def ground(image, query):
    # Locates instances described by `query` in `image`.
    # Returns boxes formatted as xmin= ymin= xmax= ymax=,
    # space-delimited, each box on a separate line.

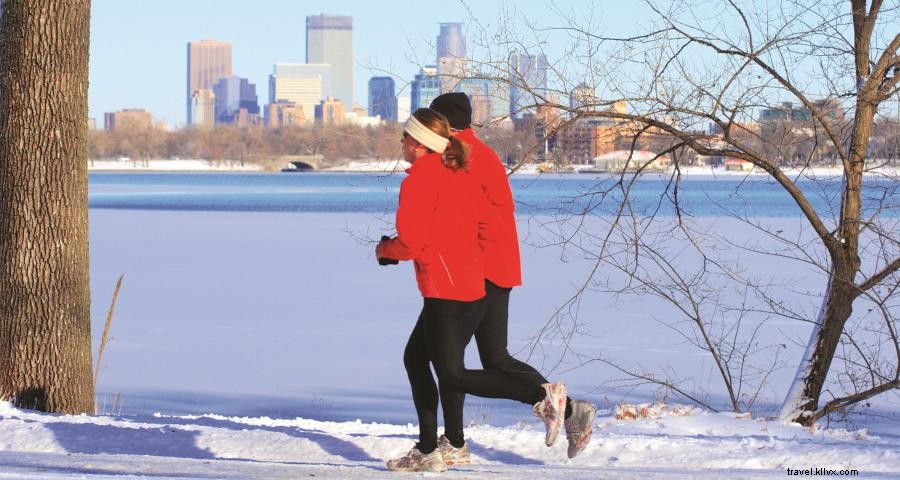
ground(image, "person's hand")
xmin=377 ymin=235 xmax=399 ymax=266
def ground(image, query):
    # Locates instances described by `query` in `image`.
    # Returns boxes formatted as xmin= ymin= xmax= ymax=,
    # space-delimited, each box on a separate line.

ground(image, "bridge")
xmin=279 ymin=155 xmax=323 ymax=171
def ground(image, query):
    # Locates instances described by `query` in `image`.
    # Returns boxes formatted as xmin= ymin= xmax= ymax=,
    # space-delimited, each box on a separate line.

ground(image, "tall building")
xmin=187 ymin=39 xmax=232 ymax=126
xmin=213 ymin=76 xmax=260 ymax=125
xmin=103 ymin=109 xmax=153 ymax=131
xmin=269 ymin=63 xmax=332 ymax=124
xmin=455 ymin=77 xmax=509 ymax=125
xmin=411 ymin=66 xmax=441 ymax=111
xmin=189 ymin=89 xmax=216 ymax=129
xmin=368 ymin=76 xmax=397 ymax=121
xmin=315 ymin=96 xmax=345 ymax=125
xmin=436 ymin=23 xmax=466 ymax=93
xmin=508 ymin=53 xmax=548 ymax=119
xmin=306 ymin=14 xmax=353 ymax=112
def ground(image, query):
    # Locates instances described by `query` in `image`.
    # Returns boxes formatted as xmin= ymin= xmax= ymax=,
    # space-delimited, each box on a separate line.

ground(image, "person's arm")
xmin=377 ymin=173 xmax=436 ymax=261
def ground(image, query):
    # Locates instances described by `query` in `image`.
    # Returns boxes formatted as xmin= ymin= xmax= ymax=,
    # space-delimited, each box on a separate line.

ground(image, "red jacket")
xmin=455 ymin=129 xmax=522 ymax=288
xmin=378 ymin=153 xmax=485 ymax=301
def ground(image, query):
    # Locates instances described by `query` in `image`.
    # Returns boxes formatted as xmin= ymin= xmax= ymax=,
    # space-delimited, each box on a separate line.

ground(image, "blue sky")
xmin=88 ymin=1 xmax=645 ymax=129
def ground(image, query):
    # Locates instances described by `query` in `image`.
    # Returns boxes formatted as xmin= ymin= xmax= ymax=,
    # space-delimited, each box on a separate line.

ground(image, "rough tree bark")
xmin=0 ymin=0 xmax=94 ymax=413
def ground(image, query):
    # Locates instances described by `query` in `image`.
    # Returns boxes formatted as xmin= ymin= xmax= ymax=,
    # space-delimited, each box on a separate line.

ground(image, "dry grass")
xmin=614 ymin=402 xmax=696 ymax=421
xmin=93 ymin=274 xmax=124 ymax=413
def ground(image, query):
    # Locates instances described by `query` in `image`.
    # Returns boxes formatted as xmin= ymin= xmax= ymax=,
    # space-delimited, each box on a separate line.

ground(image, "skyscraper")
xmin=213 ymin=76 xmax=259 ymax=124
xmin=368 ymin=76 xmax=397 ymax=121
xmin=189 ymin=89 xmax=216 ymax=129
xmin=411 ymin=66 xmax=441 ymax=111
xmin=508 ymin=53 xmax=548 ymax=119
xmin=269 ymin=63 xmax=332 ymax=124
xmin=455 ymin=77 xmax=509 ymax=125
xmin=436 ymin=23 xmax=466 ymax=93
xmin=306 ymin=14 xmax=353 ymax=112
xmin=187 ymin=39 xmax=232 ymax=126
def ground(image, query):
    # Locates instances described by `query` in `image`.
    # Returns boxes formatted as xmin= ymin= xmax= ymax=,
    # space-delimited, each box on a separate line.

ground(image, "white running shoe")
xmin=386 ymin=446 xmax=447 ymax=472
xmin=438 ymin=434 xmax=470 ymax=466
xmin=564 ymin=399 xmax=597 ymax=458
xmin=533 ymin=382 xmax=567 ymax=447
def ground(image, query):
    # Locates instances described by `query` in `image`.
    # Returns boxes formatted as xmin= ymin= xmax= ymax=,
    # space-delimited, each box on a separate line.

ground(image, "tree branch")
xmin=858 ymin=257 xmax=900 ymax=292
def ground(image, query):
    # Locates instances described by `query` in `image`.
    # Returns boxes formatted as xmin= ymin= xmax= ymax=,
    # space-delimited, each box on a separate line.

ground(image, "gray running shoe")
xmin=386 ymin=446 xmax=447 ymax=472
xmin=532 ymin=382 xmax=567 ymax=446
xmin=564 ymin=399 xmax=597 ymax=458
xmin=438 ymin=434 xmax=470 ymax=466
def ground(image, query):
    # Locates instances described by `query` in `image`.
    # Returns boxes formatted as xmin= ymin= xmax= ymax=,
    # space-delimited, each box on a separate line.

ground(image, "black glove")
xmin=378 ymin=235 xmax=399 ymax=265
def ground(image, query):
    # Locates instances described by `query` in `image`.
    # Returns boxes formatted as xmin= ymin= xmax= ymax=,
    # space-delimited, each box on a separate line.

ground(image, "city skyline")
xmin=88 ymin=1 xmax=645 ymax=129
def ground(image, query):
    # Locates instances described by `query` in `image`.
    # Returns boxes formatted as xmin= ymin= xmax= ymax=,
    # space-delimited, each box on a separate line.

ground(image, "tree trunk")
xmin=0 ymin=0 xmax=94 ymax=413
xmin=778 ymin=262 xmax=858 ymax=425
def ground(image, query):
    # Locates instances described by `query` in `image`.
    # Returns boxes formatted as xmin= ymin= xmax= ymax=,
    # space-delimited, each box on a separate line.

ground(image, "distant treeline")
xmin=88 ymin=119 xmax=899 ymax=168
xmin=88 ymin=124 xmax=539 ymax=169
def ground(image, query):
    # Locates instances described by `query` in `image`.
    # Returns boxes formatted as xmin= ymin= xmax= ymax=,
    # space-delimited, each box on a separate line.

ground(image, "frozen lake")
xmin=86 ymin=172 xmax=894 ymax=426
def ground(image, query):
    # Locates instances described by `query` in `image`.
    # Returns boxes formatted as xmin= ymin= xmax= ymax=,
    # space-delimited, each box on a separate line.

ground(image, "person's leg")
xmin=423 ymin=298 xmax=545 ymax=405
xmin=404 ymin=303 xmax=439 ymax=453
xmin=437 ymin=296 xmax=488 ymax=448
xmin=475 ymin=281 xmax=550 ymax=385
xmin=475 ymin=280 xmax=574 ymax=418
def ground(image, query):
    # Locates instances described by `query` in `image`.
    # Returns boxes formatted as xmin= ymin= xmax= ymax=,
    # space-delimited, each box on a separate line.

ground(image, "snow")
xmin=2 ymin=400 xmax=897 ymax=479
xmin=89 ymin=159 xmax=264 ymax=172
xmin=87 ymin=157 xmax=899 ymax=179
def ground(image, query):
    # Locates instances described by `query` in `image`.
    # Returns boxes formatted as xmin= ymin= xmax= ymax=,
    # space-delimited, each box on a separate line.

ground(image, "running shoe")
xmin=533 ymin=382 xmax=567 ymax=446
xmin=438 ymin=434 xmax=470 ymax=466
xmin=386 ymin=446 xmax=447 ymax=473
xmin=564 ymin=399 xmax=597 ymax=458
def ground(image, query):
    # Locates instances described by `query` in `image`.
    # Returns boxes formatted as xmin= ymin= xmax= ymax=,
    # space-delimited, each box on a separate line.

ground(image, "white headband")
xmin=404 ymin=115 xmax=450 ymax=153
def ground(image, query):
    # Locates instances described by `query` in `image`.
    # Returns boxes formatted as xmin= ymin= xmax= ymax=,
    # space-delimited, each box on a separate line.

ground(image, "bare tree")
xmin=451 ymin=0 xmax=898 ymax=425
xmin=0 ymin=0 xmax=95 ymax=413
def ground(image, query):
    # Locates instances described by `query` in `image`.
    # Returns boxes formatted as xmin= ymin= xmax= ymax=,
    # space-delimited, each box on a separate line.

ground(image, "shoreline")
xmin=87 ymin=158 xmax=899 ymax=178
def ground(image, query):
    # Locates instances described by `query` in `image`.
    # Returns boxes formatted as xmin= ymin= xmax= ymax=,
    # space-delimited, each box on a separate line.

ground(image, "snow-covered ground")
xmin=2 ymin=400 xmax=898 ymax=479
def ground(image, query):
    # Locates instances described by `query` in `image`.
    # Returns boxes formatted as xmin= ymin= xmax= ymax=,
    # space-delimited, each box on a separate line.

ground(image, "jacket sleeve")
xmin=378 ymin=172 xmax=436 ymax=261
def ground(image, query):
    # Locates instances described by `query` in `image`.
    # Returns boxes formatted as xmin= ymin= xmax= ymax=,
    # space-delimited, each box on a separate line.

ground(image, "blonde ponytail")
xmin=443 ymin=136 xmax=470 ymax=171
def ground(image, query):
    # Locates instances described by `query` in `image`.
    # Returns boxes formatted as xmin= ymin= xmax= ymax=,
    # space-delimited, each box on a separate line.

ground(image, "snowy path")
xmin=2 ymin=402 xmax=897 ymax=479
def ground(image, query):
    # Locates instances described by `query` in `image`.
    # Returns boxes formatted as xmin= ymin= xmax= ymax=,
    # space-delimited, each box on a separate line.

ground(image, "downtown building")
xmin=410 ymin=66 xmax=441 ymax=111
xmin=306 ymin=14 xmax=353 ymax=112
xmin=508 ymin=53 xmax=548 ymax=119
xmin=315 ymin=96 xmax=345 ymax=125
xmin=214 ymin=76 xmax=260 ymax=126
xmin=186 ymin=39 xmax=232 ymax=127
xmin=368 ymin=76 xmax=397 ymax=122
xmin=103 ymin=109 xmax=153 ymax=131
xmin=436 ymin=22 xmax=466 ymax=93
xmin=267 ymin=63 xmax=332 ymax=125
xmin=455 ymin=77 xmax=510 ymax=126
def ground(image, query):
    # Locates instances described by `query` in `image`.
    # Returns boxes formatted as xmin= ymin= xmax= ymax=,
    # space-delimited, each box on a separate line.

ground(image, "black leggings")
xmin=404 ymin=282 xmax=546 ymax=453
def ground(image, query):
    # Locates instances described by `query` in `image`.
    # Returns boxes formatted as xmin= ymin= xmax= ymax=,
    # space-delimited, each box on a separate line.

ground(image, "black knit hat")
xmin=429 ymin=92 xmax=472 ymax=130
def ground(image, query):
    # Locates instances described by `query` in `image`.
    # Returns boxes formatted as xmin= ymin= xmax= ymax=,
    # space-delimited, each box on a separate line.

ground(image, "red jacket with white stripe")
xmin=377 ymin=153 xmax=485 ymax=301
xmin=455 ymin=129 xmax=522 ymax=288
